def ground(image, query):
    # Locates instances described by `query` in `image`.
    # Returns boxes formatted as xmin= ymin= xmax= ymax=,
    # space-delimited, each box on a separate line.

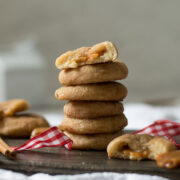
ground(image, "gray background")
xmin=0 ymin=0 xmax=180 ymax=105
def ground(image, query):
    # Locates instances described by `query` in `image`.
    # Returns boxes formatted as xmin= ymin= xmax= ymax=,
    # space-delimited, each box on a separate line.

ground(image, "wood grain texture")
xmin=0 ymin=136 xmax=179 ymax=180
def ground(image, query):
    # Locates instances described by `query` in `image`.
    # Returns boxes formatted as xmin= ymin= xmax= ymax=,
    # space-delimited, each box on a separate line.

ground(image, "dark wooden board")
xmin=0 ymin=137 xmax=179 ymax=180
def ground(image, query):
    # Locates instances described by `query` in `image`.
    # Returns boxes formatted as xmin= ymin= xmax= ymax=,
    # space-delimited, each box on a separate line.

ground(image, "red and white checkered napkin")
xmin=13 ymin=127 xmax=73 ymax=151
xmin=12 ymin=120 xmax=180 ymax=152
xmin=133 ymin=120 xmax=180 ymax=149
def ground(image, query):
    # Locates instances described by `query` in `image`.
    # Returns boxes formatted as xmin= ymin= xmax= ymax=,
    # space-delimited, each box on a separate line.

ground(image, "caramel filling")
xmin=156 ymin=150 xmax=180 ymax=169
xmin=57 ymin=44 xmax=107 ymax=65
xmin=123 ymin=149 xmax=150 ymax=160
xmin=87 ymin=43 xmax=107 ymax=59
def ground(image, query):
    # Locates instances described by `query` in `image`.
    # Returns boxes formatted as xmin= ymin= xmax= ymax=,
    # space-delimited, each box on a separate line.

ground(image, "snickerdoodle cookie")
xmin=0 ymin=113 xmax=49 ymax=137
xmin=64 ymin=101 xmax=124 ymax=119
xmin=59 ymin=61 xmax=128 ymax=85
xmin=107 ymin=134 xmax=176 ymax=160
xmin=55 ymin=82 xmax=127 ymax=101
xmin=59 ymin=114 xmax=127 ymax=134
xmin=0 ymin=99 xmax=29 ymax=117
xmin=64 ymin=130 xmax=124 ymax=150
xmin=55 ymin=41 xmax=118 ymax=69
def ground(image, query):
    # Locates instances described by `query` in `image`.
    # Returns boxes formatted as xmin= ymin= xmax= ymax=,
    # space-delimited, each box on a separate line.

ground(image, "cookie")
xmin=156 ymin=150 xmax=180 ymax=169
xmin=0 ymin=99 xmax=29 ymax=117
xmin=64 ymin=101 xmax=124 ymax=119
xmin=107 ymin=134 xmax=176 ymax=160
xmin=147 ymin=137 xmax=177 ymax=159
xmin=59 ymin=114 xmax=127 ymax=134
xmin=31 ymin=127 xmax=51 ymax=138
xmin=55 ymin=41 xmax=118 ymax=69
xmin=59 ymin=61 xmax=128 ymax=85
xmin=55 ymin=82 xmax=127 ymax=101
xmin=64 ymin=130 xmax=124 ymax=150
xmin=0 ymin=113 xmax=49 ymax=137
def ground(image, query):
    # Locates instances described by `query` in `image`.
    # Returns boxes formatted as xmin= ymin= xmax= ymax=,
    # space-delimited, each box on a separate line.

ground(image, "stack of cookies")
xmin=55 ymin=41 xmax=128 ymax=150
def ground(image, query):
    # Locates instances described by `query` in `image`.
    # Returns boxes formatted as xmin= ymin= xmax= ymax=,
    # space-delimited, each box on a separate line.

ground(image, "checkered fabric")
xmin=133 ymin=120 xmax=180 ymax=149
xmin=13 ymin=120 xmax=180 ymax=151
xmin=13 ymin=127 xmax=73 ymax=151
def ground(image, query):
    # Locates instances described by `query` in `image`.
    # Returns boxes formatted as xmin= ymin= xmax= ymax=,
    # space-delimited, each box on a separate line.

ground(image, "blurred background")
xmin=0 ymin=0 xmax=180 ymax=107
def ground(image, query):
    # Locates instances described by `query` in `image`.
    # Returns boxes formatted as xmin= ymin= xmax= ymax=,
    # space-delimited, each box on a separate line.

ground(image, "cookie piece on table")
xmin=156 ymin=150 xmax=180 ymax=169
xmin=0 ymin=113 xmax=49 ymax=137
xmin=59 ymin=114 xmax=127 ymax=134
xmin=59 ymin=61 xmax=128 ymax=85
xmin=107 ymin=134 xmax=176 ymax=160
xmin=64 ymin=101 xmax=124 ymax=119
xmin=55 ymin=82 xmax=127 ymax=101
xmin=0 ymin=99 xmax=29 ymax=117
xmin=64 ymin=130 xmax=124 ymax=150
xmin=55 ymin=41 xmax=118 ymax=69
xmin=31 ymin=127 xmax=51 ymax=138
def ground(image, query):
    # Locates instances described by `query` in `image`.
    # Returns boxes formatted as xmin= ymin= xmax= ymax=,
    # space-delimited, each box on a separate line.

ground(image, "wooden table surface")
xmin=0 ymin=136 xmax=179 ymax=180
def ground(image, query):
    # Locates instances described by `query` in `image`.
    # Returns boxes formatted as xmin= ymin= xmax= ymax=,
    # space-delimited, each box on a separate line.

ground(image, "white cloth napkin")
xmin=124 ymin=103 xmax=180 ymax=130
xmin=0 ymin=169 xmax=169 ymax=180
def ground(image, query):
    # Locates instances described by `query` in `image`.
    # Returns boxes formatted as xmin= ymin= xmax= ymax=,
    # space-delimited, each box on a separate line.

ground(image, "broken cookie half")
xmin=0 ymin=99 xmax=29 ymax=117
xmin=55 ymin=41 xmax=118 ymax=69
xmin=107 ymin=134 xmax=176 ymax=160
